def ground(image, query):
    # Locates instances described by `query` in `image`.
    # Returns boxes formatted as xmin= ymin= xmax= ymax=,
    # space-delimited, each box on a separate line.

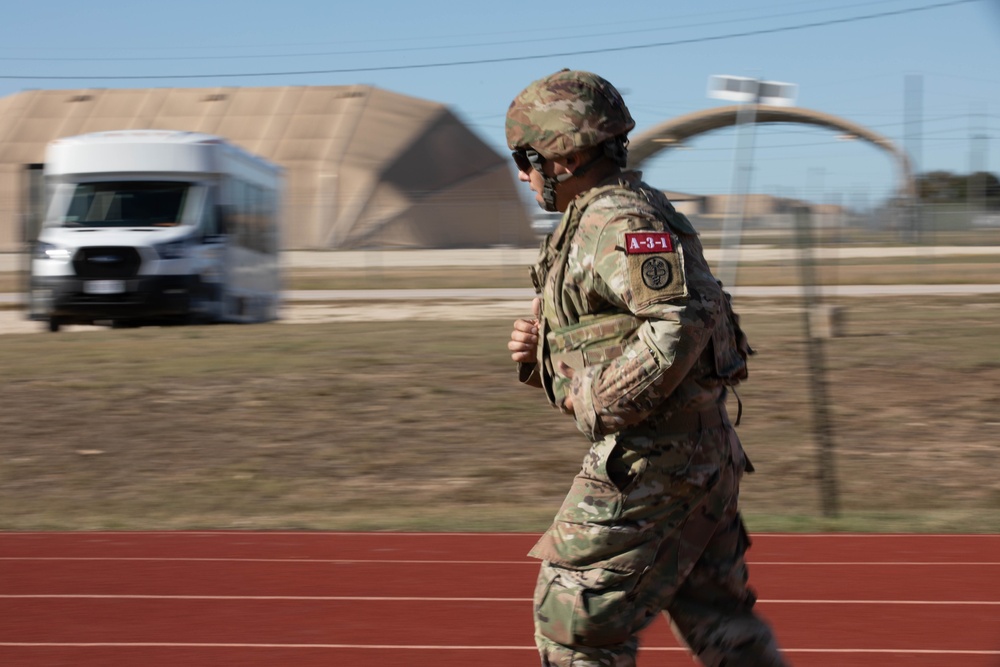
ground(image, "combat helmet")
xmin=506 ymin=69 xmax=634 ymax=160
xmin=506 ymin=69 xmax=634 ymax=210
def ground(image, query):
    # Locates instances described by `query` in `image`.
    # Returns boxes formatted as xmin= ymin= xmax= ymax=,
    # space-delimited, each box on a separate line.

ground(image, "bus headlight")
xmin=34 ymin=241 xmax=71 ymax=260
xmin=154 ymin=239 xmax=189 ymax=259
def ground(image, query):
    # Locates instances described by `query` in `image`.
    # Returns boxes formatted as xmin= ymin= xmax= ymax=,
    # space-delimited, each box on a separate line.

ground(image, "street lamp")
xmin=707 ymin=75 xmax=797 ymax=107
xmin=708 ymin=75 xmax=840 ymax=519
xmin=707 ymin=75 xmax=797 ymax=289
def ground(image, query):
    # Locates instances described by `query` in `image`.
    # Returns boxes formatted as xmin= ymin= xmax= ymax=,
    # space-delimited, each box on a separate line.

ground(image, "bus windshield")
xmin=58 ymin=181 xmax=191 ymax=228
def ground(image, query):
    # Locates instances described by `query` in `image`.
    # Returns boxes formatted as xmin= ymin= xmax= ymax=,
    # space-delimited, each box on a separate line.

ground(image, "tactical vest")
xmin=529 ymin=178 xmax=752 ymax=411
xmin=530 ymin=182 xmax=647 ymax=407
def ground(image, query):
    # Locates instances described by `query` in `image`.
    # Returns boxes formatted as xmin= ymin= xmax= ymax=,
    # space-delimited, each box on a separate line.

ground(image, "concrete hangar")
xmin=0 ymin=85 xmax=535 ymax=252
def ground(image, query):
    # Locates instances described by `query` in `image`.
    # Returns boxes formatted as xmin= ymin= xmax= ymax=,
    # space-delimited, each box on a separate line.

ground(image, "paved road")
xmin=3 ymin=284 xmax=999 ymax=309
xmin=3 ymin=245 xmax=1000 ymax=273
xmin=2 ymin=284 xmax=998 ymax=336
xmin=3 ymin=247 xmax=996 ymax=334
xmin=283 ymin=284 xmax=1000 ymax=300
xmin=0 ymin=284 xmax=1000 ymax=312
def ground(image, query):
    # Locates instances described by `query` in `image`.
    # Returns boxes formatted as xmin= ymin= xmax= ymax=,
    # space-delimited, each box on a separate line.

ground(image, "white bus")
xmin=29 ymin=130 xmax=283 ymax=332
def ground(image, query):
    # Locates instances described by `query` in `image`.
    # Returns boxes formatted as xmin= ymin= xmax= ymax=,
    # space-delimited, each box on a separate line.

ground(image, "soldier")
xmin=506 ymin=69 xmax=790 ymax=667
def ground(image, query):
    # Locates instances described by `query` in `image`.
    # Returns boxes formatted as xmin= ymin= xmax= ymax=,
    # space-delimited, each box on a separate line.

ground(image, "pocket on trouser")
xmin=552 ymin=439 xmax=636 ymax=526
xmin=619 ymin=431 xmax=726 ymax=537
xmin=530 ymin=437 xmax=654 ymax=570
xmin=535 ymin=561 xmax=643 ymax=648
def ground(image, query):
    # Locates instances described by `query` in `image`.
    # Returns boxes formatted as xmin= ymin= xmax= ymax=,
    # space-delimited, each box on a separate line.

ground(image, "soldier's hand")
xmin=508 ymin=318 xmax=538 ymax=363
xmin=508 ymin=298 xmax=541 ymax=364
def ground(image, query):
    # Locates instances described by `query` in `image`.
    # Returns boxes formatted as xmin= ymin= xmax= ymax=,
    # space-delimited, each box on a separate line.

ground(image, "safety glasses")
xmin=511 ymin=148 xmax=545 ymax=174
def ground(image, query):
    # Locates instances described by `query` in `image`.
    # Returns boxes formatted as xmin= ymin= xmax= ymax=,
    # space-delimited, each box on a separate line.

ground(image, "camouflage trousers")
xmin=529 ymin=418 xmax=788 ymax=666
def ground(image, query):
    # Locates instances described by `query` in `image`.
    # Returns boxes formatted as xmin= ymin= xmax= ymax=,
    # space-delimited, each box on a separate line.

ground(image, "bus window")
xmin=62 ymin=181 xmax=190 ymax=228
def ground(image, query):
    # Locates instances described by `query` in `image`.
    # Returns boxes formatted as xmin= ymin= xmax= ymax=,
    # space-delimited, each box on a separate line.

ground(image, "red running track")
xmin=0 ymin=532 xmax=997 ymax=666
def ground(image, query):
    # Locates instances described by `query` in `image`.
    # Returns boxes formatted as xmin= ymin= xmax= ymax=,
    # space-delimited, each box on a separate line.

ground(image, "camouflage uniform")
xmin=507 ymin=71 xmax=788 ymax=667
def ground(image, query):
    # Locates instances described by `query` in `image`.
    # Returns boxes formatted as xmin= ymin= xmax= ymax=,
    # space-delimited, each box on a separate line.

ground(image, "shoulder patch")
xmin=620 ymin=232 xmax=687 ymax=307
xmin=624 ymin=232 xmax=674 ymax=254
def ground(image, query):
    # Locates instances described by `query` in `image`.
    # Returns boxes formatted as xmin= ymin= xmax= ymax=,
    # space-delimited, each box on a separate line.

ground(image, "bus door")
xmin=187 ymin=189 xmax=228 ymax=321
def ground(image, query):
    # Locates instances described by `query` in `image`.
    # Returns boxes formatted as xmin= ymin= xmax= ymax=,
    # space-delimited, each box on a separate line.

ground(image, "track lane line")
xmin=1 ymin=531 xmax=997 ymax=536
xmin=1 ymin=594 xmax=996 ymax=605
xmin=1 ymin=643 xmax=998 ymax=656
xmin=0 ymin=557 xmax=537 ymax=564
xmin=0 ymin=557 xmax=996 ymax=565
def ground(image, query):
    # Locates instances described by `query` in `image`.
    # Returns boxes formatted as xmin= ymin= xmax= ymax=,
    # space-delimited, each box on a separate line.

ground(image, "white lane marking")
xmin=0 ymin=557 xmax=996 ymax=566
xmin=0 ymin=531 xmax=543 ymax=537
xmin=1 ymin=595 xmax=997 ymax=604
xmin=0 ymin=557 xmax=535 ymax=565
xmin=752 ymin=561 xmax=1000 ymax=566
xmin=0 ymin=594 xmax=529 ymax=602
xmin=763 ymin=599 xmax=1000 ymax=605
xmin=0 ymin=531 xmax=996 ymax=537
xmin=784 ymin=648 xmax=1000 ymax=655
xmin=0 ymin=643 xmax=998 ymax=656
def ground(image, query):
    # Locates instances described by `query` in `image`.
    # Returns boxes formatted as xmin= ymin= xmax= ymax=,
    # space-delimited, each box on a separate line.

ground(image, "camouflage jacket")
xmin=520 ymin=171 xmax=750 ymax=441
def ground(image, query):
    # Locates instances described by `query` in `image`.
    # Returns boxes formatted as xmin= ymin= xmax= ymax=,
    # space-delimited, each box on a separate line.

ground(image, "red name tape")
xmin=624 ymin=232 xmax=674 ymax=254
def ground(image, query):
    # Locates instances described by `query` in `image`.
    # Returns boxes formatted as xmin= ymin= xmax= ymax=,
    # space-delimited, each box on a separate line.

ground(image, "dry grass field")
xmin=1 ymin=266 xmax=998 ymax=533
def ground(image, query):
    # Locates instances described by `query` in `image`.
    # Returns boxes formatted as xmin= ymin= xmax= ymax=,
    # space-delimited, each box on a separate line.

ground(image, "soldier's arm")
xmin=568 ymin=218 xmax=713 ymax=439
xmin=569 ymin=306 xmax=710 ymax=437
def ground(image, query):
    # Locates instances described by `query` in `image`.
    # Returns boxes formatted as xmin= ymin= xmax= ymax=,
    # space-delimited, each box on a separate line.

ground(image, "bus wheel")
xmin=47 ymin=317 xmax=61 ymax=333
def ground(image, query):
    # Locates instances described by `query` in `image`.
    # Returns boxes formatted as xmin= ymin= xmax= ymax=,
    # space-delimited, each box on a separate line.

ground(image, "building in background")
xmin=0 ymin=85 xmax=535 ymax=252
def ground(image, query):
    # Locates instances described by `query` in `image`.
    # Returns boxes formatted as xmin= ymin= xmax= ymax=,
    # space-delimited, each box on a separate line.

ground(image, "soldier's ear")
xmin=551 ymin=156 xmax=575 ymax=180
xmin=562 ymin=153 xmax=584 ymax=174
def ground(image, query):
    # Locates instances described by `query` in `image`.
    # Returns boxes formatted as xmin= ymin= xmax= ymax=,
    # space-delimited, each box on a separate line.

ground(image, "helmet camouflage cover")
xmin=506 ymin=69 xmax=635 ymax=160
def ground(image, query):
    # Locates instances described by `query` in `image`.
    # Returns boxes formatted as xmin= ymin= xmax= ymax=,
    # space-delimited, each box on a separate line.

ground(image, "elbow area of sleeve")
xmin=584 ymin=320 xmax=711 ymax=437
xmin=571 ymin=369 xmax=603 ymax=440
xmin=597 ymin=320 xmax=688 ymax=401
xmin=638 ymin=318 xmax=687 ymax=367
xmin=637 ymin=319 xmax=712 ymax=393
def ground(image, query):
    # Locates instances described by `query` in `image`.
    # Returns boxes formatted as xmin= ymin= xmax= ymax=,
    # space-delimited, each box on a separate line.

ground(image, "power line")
xmin=0 ymin=0 xmax=980 ymax=81
xmin=0 ymin=0 xmax=919 ymax=63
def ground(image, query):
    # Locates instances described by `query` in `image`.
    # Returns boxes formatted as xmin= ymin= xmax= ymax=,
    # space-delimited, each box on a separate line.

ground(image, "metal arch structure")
xmin=626 ymin=105 xmax=917 ymax=199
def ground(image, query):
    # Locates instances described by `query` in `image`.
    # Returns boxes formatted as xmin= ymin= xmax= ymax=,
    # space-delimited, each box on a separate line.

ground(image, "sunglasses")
xmin=512 ymin=148 xmax=545 ymax=174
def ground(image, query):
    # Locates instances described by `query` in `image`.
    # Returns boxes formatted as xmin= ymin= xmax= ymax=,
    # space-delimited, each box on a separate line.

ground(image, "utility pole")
xmin=904 ymin=74 xmax=924 ymax=241
xmin=969 ymin=101 xmax=989 ymax=213
xmin=794 ymin=205 xmax=840 ymax=519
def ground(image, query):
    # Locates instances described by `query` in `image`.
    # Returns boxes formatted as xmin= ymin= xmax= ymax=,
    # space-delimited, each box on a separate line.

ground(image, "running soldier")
xmin=506 ymin=69 xmax=790 ymax=667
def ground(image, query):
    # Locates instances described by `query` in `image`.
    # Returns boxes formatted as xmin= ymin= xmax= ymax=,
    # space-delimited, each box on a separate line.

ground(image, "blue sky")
xmin=1 ymin=0 xmax=998 ymax=209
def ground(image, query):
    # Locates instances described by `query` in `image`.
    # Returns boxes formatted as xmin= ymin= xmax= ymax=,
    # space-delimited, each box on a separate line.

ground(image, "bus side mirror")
xmin=214 ymin=205 xmax=229 ymax=235
xmin=203 ymin=205 xmax=229 ymax=243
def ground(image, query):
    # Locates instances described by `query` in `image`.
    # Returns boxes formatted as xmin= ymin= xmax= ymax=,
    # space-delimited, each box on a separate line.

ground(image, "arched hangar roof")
xmin=0 ymin=85 xmax=534 ymax=250
xmin=627 ymin=105 xmax=916 ymax=198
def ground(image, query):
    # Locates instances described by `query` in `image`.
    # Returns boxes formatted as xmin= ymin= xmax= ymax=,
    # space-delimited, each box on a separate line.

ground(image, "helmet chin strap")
xmin=535 ymin=151 xmax=604 ymax=212
xmin=539 ymin=174 xmax=564 ymax=212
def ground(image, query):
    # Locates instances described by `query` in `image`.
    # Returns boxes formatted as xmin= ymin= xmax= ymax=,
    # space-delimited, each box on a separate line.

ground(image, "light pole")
xmin=707 ymin=75 xmax=797 ymax=289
